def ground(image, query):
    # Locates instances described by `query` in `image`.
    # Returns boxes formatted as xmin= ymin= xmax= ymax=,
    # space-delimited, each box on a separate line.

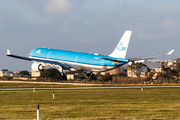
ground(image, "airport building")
xmin=0 ymin=69 xmax=16 ymax=78
xmin=127 ymin=62 xmax=161 ymax=78
xmin=0 ymin=69 xmax=29 ymax=80
xmin=106 ymin=64 xmax=128 ymax=75
xmin=31 ymin=69 xmax=41 ymax=77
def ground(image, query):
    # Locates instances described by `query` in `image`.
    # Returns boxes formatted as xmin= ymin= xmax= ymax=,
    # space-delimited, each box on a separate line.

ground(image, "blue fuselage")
xmin=29 ymin=48 xmax=129 ymax=72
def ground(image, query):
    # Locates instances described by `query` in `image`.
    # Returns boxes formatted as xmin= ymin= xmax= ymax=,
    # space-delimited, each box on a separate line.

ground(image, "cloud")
xmin=0 ymin=0 xmax=180 ymax=71
xmin=45 ymin=0 xmax=72 ymax=15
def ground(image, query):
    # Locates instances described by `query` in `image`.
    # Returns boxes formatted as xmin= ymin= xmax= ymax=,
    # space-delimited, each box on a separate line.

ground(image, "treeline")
xmin=37 ymin=67 xmax=180 ymax=84
xmin=38 ymin=68 xmax=62 ymax=82
xmin=35 ymin=68 xmax=150 ymax=84
xmin=10 ymin=60 xmax=180 ymax=84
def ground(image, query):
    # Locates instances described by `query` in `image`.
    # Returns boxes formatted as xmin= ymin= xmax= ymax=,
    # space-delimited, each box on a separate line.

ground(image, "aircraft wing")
xmin=7 ymin=49 xmax=71 ymax=69
xmin=128 ymin=49 xmax=174 ymax=62
xmin=7 ymin=49 xmax=32 ymax=61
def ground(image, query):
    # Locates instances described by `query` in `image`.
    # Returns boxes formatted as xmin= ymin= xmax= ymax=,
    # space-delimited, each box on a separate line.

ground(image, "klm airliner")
xmin=7 ymin=31 xmax=174 ymax=80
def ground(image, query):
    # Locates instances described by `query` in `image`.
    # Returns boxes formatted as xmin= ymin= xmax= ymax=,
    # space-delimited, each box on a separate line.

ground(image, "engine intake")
xmin=31 ymin=63 xmax=46 ymax=71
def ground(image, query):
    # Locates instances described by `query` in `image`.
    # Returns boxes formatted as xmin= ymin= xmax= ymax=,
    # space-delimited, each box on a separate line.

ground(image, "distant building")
xmin=31 ymin=70 xmax=41 ymax=77
xmin=144 ymin=62 xmax=161 ymax=71
xmin=67 ymin=74 xmax=74 ymax=80
xmin=159 ymin=59 xmax=176 ymax=69
xmin=127 ymin=63 xmax=148 ymax=78
xmin=0 ymin=69 xmax=30 ymax=80
xmin=127 ymin=62 xmax=161 ymax=78
xmin=0 ymin=69 xmax=20 ymax=78
xmin=106 ymin=64 xmax=128 ymax=75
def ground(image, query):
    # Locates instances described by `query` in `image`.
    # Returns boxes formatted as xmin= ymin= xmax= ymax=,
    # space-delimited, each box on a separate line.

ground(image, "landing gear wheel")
xmin=62 ymin=73 xmax=67 ymax=81
xmin=89 ymin=72 xmax=97 ymax=80
xmin=93 ymin=76 xmax=97 ymax=80
xmin=57 ymin=73 xmax=61 ymax=78
xmin=87 ymin=73 xmax=91 ymax=77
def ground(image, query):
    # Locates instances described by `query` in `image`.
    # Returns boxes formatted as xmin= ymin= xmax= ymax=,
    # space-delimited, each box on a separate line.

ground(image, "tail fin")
xmin=109 ymin=30 xmax=132 ymax=58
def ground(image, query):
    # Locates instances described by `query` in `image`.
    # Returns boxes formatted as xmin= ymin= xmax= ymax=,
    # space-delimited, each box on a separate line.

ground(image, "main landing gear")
xmin=57 ymin=72 xmax=67 ymax=81
xmin=87 ymin=72 xmax=97 ymax=80
xmin=57 ymin=66 xmax=67 ymax=81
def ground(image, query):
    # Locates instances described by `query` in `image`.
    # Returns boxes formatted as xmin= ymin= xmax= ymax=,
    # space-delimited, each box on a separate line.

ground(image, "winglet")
xmin=7 ymin=49 xmax=11 ymax=55
xmin=167 ymin=49 xmax=174 ymax=55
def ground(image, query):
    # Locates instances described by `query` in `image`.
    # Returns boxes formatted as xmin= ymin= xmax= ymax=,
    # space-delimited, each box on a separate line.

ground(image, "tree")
xmin=20 ymin=70 xmax=30 ymax=75
xmin=176 ymin=58 xmax=180 ymax=72
xmin=40 ymin=68 xmax=61 ymax=81
xmin=127 ymin=62 xmax=148 ymax=77
xmin=161 ymin=65 xmax=177 ymax=81
xmin=98 ymin=73 xmax=112 ymax=82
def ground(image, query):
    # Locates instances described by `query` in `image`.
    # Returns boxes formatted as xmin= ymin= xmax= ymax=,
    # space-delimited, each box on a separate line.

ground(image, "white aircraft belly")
xmin=28 ymin=56 xmax=115 ymax=72
xmin=63 ymin=61 xmax=114 ymax=72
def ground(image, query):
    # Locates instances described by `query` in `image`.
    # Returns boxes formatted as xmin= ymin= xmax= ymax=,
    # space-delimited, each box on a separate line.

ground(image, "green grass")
xmin=0 ymin=88 xmax=180 ymax=119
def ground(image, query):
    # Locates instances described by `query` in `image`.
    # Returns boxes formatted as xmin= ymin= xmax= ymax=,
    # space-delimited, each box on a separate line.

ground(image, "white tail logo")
xmin=116 ymin=42 xmax=126 ymax=51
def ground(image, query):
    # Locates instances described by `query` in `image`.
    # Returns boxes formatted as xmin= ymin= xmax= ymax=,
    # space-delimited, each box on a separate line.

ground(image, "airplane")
xmin=7 ymin=30 xmax=174 ymax=80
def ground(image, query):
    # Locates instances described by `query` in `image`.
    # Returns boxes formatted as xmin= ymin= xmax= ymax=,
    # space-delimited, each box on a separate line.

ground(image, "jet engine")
xmin=31 ymin=62 xmax=46 ymax=71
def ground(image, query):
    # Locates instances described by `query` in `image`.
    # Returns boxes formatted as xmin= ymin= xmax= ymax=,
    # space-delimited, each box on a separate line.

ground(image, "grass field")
xmin=0 ymin=88 xmax=180 ymax=120
xmin=0 ymin=81 xmax=105 ymax=88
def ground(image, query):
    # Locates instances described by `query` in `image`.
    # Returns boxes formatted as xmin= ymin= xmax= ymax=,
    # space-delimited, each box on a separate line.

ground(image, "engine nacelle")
xmin=31 ymin=63 xmax=46 ymax=71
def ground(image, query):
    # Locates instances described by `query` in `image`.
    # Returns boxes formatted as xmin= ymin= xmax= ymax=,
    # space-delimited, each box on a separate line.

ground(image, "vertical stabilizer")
xmin=109 ymin=30 xmax=132 ymax=58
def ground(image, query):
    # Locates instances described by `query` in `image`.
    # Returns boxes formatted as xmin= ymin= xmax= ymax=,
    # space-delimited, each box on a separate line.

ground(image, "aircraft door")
xmin=75 ymin=56 xmax=78 ymax=63
xmin=47 ymin=52 xmax=51 ymax=59
xmin=100 ymin=59 xmax=104 ymax=65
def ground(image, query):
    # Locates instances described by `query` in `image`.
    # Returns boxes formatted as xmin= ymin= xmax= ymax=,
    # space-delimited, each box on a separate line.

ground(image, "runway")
xmin=1 ymin=85 xmax=180 ymax=90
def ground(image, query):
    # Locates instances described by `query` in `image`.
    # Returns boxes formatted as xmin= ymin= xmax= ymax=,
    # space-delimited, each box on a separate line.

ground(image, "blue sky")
xmin=0 ymin=0 xmax=179 ymax=72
